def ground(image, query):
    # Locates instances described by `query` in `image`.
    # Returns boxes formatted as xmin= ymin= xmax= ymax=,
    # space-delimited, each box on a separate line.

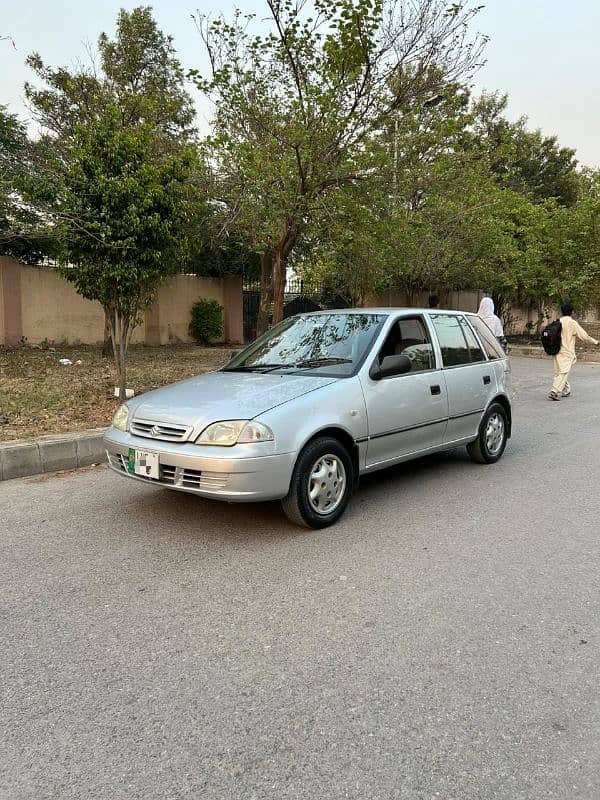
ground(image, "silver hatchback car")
xmin=104 ymin=309 xmax=512 ymax=528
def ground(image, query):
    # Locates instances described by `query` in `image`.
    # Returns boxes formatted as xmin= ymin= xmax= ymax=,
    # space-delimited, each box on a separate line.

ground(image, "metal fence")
xmin=242 ymin=275 xmax=349 ymax=342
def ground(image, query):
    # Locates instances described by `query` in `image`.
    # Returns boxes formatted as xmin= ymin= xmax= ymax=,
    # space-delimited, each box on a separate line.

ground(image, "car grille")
xmin=107 ymin=453 xmax=229 ymax=492
xmin=130 ymin=418 xmax=192 ymax=442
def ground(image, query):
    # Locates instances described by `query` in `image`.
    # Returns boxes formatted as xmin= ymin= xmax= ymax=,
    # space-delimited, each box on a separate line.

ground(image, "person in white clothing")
xmin=477 ymin=297 xmax=503 ymax=336
xmin=549 ymin=303 xmax=599 ymax=400
xmin=477 ymin=297 xmax=507 ymax=351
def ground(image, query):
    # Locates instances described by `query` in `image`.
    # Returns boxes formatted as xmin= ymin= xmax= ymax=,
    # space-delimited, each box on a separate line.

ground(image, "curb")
xmin=0 ymin=428 xmax=106 ymax=482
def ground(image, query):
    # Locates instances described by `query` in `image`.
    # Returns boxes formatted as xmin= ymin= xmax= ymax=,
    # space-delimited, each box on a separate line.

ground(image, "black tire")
xmin=467 ymin=402 xmax=508 ymax=464
xmin=282 ymin=436 xmax=354 ymax=529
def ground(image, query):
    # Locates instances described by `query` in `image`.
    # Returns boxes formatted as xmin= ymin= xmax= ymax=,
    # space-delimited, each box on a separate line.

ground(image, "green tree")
xmin=470 ymin=93 xmax=580 ymax=206
xmin=353 ymin=79 xmax=497 ymax=302
xmin=1 ymin=106 xmax=28 ymax=251
xmin=25 ymin=6 xmax=194 ymax=142
xmin=0 ymin=105 xmax=53 ymax=260
xmin=295 ymin=178 xmax=391 ymax=307
xmin=544 ymin=192 xmax=600 ymax=309
xmin=55 ymin=109 xmax=196 ymax=399
xmin=195 ymin=0 xmax=487 ymax=331
xmin=25 ymin=6 xmax=208 ymax=352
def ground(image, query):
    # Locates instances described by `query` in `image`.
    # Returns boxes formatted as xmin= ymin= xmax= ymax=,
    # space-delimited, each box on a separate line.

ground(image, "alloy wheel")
xmin=307 ymin=454 xmax=347 ymax=515
xmin=485 ymin=412 xmax=505 ymax=456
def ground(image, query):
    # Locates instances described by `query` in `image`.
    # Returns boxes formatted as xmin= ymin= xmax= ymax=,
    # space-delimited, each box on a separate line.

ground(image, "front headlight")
xmin=237 ymin=421 xmax=275 ymax=443
xmin=196 ymin=420 xmax=274 ymax=446
xmin=112 ymin=404 xmax=129 ymax=432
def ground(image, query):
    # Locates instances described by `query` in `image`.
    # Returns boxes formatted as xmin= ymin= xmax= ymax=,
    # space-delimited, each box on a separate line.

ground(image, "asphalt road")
xmin=2 ymin=356 xmax=600 ymax=800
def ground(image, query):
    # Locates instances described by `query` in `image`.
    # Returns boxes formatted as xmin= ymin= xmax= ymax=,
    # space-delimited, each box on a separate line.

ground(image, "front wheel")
xmin=282 ymin=437 xmax=354 ymax=529
xmin=467 ymin=403 xmax=508 ymax=464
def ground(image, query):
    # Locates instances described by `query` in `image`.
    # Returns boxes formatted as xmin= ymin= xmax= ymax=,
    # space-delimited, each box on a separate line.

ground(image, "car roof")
xmin=302 ymin=308 xmax=476 ymax=316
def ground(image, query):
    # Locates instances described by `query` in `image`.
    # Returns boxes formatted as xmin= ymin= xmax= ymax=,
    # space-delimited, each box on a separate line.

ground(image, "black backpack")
xmin=541 ymin=319 xmax=562 ymax=355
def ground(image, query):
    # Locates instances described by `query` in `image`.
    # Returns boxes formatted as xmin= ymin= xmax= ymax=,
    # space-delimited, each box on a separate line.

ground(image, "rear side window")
xmin=469 ymin=316 xmax=505 ymax=359
xmin=459 ymin=318 xmax=486 ymax=362
xmin=431 ymin=315 xmax=486 ymax=367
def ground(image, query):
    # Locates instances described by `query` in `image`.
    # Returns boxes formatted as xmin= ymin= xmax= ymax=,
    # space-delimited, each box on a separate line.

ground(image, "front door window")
xmin=378 ymin=317 xmax=436 ymax=372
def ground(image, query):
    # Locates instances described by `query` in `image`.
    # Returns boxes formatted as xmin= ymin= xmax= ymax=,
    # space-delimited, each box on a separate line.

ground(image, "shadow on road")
xmin=109 ymin=447 xmax=477 ymax=542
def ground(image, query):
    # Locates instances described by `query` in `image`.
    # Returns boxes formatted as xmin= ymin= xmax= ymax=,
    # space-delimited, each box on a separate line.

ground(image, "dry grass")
xmin=0 ymin=344 xmax=235 ymax=442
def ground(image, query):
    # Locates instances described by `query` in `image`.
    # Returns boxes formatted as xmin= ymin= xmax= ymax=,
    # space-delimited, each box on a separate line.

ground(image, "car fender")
xmin=256 ymin=376 xmax=368 ymax=462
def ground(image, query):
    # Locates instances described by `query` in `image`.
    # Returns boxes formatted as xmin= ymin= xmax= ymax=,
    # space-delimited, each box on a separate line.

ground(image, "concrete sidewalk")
xmin=509 ymin=343 xmax=600 ymax=362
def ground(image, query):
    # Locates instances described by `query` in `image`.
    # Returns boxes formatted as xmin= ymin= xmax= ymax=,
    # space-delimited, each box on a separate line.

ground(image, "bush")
xmin=188 ymin=299 xmax=224 ymax=344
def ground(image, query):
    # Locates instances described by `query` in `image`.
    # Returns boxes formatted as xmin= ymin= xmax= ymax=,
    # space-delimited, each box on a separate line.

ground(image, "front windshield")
xmin=224 ymin=313 xmax=386 ymax=377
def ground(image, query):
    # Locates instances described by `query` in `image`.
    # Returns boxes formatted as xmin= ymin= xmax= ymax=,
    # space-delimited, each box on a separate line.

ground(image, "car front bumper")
xmin=103 ymin=427 xmax=296 ymax=502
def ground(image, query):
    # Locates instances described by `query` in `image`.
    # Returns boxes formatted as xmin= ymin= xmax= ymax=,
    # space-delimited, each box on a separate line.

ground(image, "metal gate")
xmin=242 ymin=286 xmax=261 ymax=343
xmin=242 ymin=277 xmax=349 ymax=342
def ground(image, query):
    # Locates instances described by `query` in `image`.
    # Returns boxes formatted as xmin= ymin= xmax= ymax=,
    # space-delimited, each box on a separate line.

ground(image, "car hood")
xmin=128 ymin=371 xmax=338 ymax=434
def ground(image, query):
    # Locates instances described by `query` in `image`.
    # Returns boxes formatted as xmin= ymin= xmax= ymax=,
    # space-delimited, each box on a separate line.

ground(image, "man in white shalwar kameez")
xmin=549 ymin=303 xmax=599 ymax=401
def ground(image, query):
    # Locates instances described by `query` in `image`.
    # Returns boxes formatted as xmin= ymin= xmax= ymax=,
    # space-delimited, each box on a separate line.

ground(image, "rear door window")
xmin=431 ymin=314 xmax=486 ymax=367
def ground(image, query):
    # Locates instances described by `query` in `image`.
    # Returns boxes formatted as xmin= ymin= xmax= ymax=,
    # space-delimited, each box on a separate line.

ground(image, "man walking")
xmin=549 ymin=303 xmax=599 ymax=400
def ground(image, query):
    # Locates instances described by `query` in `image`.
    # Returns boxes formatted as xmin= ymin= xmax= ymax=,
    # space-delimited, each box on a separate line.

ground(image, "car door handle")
xmin=430 ymin=385 xmax=441 ymax=395
xmin=483 ymin=375 xmax=491 ymax=385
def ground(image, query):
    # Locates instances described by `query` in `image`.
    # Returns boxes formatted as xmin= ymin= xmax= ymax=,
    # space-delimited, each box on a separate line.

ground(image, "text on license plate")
xmin=128 ymin=448 xmax=159 ymax=479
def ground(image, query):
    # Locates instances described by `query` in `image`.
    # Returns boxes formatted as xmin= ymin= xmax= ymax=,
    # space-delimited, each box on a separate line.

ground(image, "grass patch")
xmin=0 ymin=344 xmax=234 ymax=441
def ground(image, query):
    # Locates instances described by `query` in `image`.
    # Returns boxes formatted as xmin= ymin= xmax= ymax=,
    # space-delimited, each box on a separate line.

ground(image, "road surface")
xmin=2 ymin=357 xmax=600 ymax=799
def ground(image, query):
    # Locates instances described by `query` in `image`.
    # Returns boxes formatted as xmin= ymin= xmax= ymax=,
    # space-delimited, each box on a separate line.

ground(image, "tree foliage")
xmin=3 ymin=0 xmax=600 ymax=355
xmin=195 ymin=0 xmax=487 ymax=330
xmin=471 ymin=93 xmax=580 ymax=206
xmin=56 ymin=109 xmax=196 ymax=399
xmin=0 ymin=105 xmax=54 ymax=259
xmin=25 ymin=6 xmax=195 ymax=142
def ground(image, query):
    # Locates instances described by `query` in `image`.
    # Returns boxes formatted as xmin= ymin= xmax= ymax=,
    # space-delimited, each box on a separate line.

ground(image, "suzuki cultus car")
xmin=104 ymin=309 xmax=512 ymax=528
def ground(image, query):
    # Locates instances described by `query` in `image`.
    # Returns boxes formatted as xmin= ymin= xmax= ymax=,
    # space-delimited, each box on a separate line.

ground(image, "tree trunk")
xmin=256 ymin=250 xmax=273 ymax=337
xmin=118 ymin=333 xmax=127 ymax=402
xmin=272 ymin=246 xmax=286 ymax=325
xmin=492 ymin=294 xmax=505 ymax=321
xmin=535 ymin=298 xmax=546 ymax=334
xmin=101 ymin=310 xmax=112 ymax=357
xmin=107 ymin=308 xmax=131 ymax=403
xmin=271 ymin=226 xmax=297 ymax=325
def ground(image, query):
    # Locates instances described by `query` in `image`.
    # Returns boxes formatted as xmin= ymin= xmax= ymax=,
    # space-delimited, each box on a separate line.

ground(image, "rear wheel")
xmin=467 ymin=403 xmax=508 ymax=464
xmin=282 ymin=437 xmax=354 ymax=529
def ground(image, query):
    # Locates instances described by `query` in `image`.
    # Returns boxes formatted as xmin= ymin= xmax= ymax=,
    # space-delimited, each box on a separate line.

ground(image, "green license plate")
xmin=128 ymin=447 xmax=159 ymax=479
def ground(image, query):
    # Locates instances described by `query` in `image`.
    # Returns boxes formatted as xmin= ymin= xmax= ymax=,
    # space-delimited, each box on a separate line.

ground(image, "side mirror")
xmin=378 ymin=354 xmax=412 ymax=378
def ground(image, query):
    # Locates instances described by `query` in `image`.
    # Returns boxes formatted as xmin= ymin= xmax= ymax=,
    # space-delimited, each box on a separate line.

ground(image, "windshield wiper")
xmin=225 ymin=357 xmax=353 ymax=373
xmin=295 ymin=357 xmax=353 ymax=368
xmin=223 ymin=363 xmax=293 ymax=373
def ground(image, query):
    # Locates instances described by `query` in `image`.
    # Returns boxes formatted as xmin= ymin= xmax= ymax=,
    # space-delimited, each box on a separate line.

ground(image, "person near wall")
xmin=477 ymin=297 xmax=508 ymax=353
xmin=548 ymin=303 xmax=599 ymax=401
xmin=428 ymin=294 xmax=440 ymax=309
